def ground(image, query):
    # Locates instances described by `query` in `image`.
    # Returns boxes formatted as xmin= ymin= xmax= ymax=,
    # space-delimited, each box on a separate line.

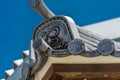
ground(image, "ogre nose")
xmin=47 ymin=36 xmax=52 ymax=43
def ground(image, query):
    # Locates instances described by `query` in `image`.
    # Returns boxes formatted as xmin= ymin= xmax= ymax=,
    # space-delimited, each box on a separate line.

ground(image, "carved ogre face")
xmin=39 ymin=26 xmax=62 ymax=49
xmin=40 ymin=26 xmax=59 ymax=42
xmin=33 ymin=16 xmax=73 ymax=50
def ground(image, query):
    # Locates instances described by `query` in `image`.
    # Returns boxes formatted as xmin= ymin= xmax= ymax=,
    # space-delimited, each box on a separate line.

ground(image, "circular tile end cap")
xmin=33 ymin=37 xmax=43 ymax=49
xmin=67 ymin=39 xmax=85 ymax=55
xmin=97 ymin=39 xmax=115 ymax=56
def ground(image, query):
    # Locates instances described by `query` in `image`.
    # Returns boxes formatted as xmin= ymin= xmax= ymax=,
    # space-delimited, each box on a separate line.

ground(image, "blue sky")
xmin=0 ymin=0 xmax=120 ymax=78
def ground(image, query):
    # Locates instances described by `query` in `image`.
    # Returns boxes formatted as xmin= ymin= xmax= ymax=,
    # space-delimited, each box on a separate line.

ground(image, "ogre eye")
xmin=40 ymin=32 xmax=48 ymax=41
xmin=49 ymin=27 xmax=59 ymax=37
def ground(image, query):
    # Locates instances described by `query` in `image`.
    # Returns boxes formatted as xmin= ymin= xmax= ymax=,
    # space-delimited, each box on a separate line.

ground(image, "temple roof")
xmin=1 ymin=17 xmax=120 ymax=80
xmin=84 ymin=17 xmax=120 ymax=40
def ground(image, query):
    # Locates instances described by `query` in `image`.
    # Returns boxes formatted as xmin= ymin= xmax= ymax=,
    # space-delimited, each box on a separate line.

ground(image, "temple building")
xmin=1 ymin=0 xmax=120 ymax=80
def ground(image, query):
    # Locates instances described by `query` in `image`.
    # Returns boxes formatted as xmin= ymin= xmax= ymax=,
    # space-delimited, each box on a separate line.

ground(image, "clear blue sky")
xmin=0 ymin=0 xmax=120 ymax=78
